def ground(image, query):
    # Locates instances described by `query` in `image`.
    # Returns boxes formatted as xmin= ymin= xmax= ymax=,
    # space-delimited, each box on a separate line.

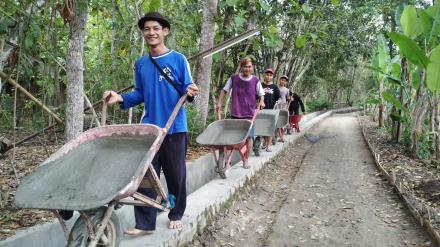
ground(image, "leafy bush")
xmin=305 ymin=98 xmax=333 ymax=112
xmin=0 ymin=94 xmax=13 ymax=128
xmin=417 ymin=132 xmax=436 ymax=160
xmin=185 ymin=104 xmax=204 ymax=147
xmin=401 ymin=122 xmax=435 ymax=160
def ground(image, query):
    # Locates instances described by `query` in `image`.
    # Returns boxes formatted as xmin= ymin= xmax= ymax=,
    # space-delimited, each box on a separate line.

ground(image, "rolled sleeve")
xmin=223 ymin=78 xmax=233 ymax=92
xmin=256 ymin=82 xmax=265 ymax=96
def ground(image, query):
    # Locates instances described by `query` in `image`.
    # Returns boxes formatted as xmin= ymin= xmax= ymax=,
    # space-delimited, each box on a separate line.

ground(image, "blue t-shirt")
xmin=120 ymin=50 xmax=192 ymax=134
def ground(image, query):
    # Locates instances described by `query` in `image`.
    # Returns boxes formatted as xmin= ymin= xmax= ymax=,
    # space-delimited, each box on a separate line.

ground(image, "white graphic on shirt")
xmin=264 ymin=87 xmax=274 ymax=94
xmin=159 ymin=67 xmax=175 ymax=82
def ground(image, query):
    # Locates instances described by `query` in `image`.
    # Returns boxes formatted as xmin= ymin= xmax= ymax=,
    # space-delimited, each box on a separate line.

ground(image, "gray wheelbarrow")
xmin=274 ymin=104 xmax=289 ymax=142
xmin=254 ymin=109 xmax=280 ymax=137
xmin=196 ymin=110 xmax=259 ymax=179
xmin=14 ymin=95 xmax=188 ymax=247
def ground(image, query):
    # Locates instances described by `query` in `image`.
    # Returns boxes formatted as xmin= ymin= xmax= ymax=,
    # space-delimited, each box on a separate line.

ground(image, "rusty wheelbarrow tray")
xmin=14 ymin=95 xmax=188 ymax=247
xmin=196 ymin=110 xmax=258 ymax=179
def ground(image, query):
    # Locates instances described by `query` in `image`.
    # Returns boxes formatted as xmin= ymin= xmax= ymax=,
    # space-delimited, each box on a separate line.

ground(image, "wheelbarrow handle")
xmin=216 ymin=108 xmax=222 ymax=120
xmin=251 ymin=108 xmax=260 ymax=123
xmin=101 ymin=94 xmax=112 ymax=126
xmin=164 ymin=94 xmax=188 ymax=132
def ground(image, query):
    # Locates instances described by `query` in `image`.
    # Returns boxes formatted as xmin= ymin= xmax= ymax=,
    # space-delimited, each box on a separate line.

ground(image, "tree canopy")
xmin=1 ymin=0 xmax=436 ymax=156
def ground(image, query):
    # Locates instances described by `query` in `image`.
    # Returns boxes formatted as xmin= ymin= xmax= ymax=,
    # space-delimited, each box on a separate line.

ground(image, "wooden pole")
xmin=0 ymin=71 xmax=64 ymax=125
xmin=83 ymin=91 xmax=100 ymax=127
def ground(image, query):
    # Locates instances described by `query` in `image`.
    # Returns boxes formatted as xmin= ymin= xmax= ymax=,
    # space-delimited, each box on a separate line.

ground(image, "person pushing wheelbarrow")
xmin=215 ymin=56 xmax=265 ymax=172
xmin=288 ymin=92 xmax=306 ymax=133
xmin=103 ymin=12 xmax=198 ymax=236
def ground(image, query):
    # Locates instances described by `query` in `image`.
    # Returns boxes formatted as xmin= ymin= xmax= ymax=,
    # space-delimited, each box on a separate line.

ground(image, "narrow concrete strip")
xmin=0 ymin=110 xmax=334 ymax=247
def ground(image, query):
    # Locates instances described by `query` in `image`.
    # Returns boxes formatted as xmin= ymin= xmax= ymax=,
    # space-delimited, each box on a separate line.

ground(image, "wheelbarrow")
xmin=196 ymin=110 xmax=259 ymax=179
xmin=14 ymin=95 xmax=188 ymax=247
xmin=275 ymin=104 xmax=289 ymax=129
xmin=254 ymin=109 xmax=279 ymax=137
xmin=289 ymin=114 xmax=303 ymax=133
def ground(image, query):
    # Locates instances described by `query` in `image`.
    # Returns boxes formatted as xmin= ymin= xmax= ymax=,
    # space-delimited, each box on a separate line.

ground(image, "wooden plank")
xmin=132 ymin=192 xmax=168 ymax=212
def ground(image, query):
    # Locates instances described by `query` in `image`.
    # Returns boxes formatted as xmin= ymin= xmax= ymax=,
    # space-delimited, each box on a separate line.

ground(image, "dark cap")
xmin=138 ymin=12 xmax=171 ymax=30
xmin=264 ymin=68 xmax=274 ymax=74
xmin=280 ymin=75 xmax=289 ymax=81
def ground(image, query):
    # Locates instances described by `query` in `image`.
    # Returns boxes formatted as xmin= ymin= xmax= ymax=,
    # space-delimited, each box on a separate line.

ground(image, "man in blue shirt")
xmin=103 ymin=12 xmax=198 ymax=235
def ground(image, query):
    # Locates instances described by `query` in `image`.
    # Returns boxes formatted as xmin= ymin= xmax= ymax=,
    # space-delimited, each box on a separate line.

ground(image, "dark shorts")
xmin=231 ymin=115 xmax=255 ymax=138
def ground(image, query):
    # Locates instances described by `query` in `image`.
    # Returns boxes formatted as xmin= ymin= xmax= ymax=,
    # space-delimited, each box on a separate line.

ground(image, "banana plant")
xmin=386 ymin=3 xmax=440 ymax=158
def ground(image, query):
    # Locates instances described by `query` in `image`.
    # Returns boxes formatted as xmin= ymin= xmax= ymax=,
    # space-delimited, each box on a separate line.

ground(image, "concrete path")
xmin=194 ymin=112 xmax=431 ymax=247
xmin=268 ymin=113 xmax=430 ymax=246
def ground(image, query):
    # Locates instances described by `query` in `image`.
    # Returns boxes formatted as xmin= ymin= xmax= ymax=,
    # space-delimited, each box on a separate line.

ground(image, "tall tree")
xmin=65 ymin=0 xmax=89 ymax=140
xmin=195 ymin=0 xmax=218 ymax=126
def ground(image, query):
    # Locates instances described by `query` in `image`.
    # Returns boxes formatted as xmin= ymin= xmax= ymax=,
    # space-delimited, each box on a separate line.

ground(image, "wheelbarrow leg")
xmin=145 ymin=164 xmax=167 ymax=203
xmin=51 ymin=210 xmax=69 ymax=241
xmin=211 ymin=147 xmax=226 ymax=179
xmin=221 ymin=147 xmax=234 ymax=178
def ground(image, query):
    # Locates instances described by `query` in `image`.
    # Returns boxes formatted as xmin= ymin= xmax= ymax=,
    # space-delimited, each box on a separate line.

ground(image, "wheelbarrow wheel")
xmin=217 ymin=150 xmax=227 ymax=179
xmin=67 ymin=208 xmax=122 ymax=247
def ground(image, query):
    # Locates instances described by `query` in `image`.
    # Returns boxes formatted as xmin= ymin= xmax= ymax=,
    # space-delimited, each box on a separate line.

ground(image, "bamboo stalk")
xmin=83 ymin=91 xmax=100 ymax=127
xmin=0 ymin=71 xmax=64 ymax=125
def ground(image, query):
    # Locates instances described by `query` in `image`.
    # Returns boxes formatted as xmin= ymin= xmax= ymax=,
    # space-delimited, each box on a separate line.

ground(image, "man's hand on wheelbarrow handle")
xmin=102 ymin=91 xmax=123 ymax=105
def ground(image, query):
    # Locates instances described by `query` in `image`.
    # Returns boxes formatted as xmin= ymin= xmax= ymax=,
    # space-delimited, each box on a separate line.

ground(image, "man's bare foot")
xmin=124 ymin=228 xmax=154 ymax=236
xmin=169 ymin=220 xmax=183 ymax=229
xmin=242 ymin=160 xmax=250 ymax=169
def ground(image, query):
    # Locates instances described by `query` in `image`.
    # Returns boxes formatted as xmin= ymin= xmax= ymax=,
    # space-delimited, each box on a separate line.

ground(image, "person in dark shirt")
xmin=289 ymin=93 xmax=305 ymax=115
xmin=288 ymin=93 xmax=306 ymax=133
xmin=259 ymin=68 xmax=280 ymax=152
xmin=262 ymin=68 xmax=281 ymax=109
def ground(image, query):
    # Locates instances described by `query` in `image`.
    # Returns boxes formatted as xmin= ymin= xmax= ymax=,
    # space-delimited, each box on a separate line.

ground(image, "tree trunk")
xmin=396 ymin=86 xmax=404 ymax=141
xmin=65 ymin=0 xmax=89 ymax=141
xmin=292 ymin=57 xmax=311 ymax=88
xmin=378 ymin=77 xmax=385 ymax=128
xmin=126 ymin=1 xmax=145 ymax=124
xmin=215 ymin=6 xmax=233 ymax=94
xmin=395 ymin=58 xmax=407 ymax=142
xmin=195 ymin=0 xmax=218 ymax=126
xmin=411 ymin=99 xmax=429 ymax=157
xmin=0 ymin=37 xmax=5 ymax=93
xmin=410 ymin=71 xmax=428 ymax=157
xmin=49 ymin=4 xmax=63 ymax=107
xmin=435 ymin=97 xmax=440 ymax=160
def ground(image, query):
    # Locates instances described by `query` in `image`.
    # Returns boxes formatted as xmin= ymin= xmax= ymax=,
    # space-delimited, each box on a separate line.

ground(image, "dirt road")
xmin=192 ymin=112 xmax=432 ymax=247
